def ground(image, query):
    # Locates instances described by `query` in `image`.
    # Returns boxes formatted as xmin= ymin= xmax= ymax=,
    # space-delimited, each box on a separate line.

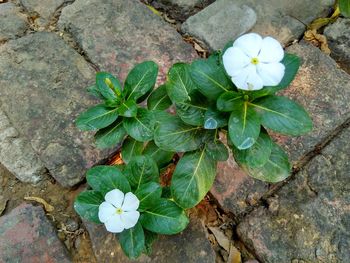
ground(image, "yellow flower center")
xmin=116 ymin=208 xmax=123 ymax=215
xmin=251 ymin=57 xmax=259 ymax=65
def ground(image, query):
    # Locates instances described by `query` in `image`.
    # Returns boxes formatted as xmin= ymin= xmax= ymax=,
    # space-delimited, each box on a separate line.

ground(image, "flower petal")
xmin=223 ymin=47 xmax=250 ymax=77
xmin=122 ymin=192 xmax=140 ymax=211
xmin=258 ymin=37 xmax=284 ymax=63
xmin=232 ymin=65 xmax=264 ymax=91
xmin=233 ymin=33 xmax=262 ymax=58
xmin=104 ymin=214 xmax=125 ymax=233
xmin=98 ymin=202 xmax=116 ymax=223
xmin=120 ymin=211 xmax=140 ymax=229
xmin=105 ymin=189 xmax=124 ymax=208
xmin=257 ymin=62 xmax=285 ymax=86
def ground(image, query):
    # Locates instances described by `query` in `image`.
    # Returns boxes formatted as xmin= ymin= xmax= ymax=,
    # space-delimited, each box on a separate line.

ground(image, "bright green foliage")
xmin=118 ymin=222 xmax=145 ymax=259
xmin=339 ymin=0 xmax=350 ymax=17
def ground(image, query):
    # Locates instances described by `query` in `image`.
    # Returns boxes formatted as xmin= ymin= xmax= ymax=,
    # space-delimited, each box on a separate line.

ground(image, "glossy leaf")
xmin=171 ymin=149 xmax=217 ymax=209
xmin=143 ymin=141 xmax=174 ymax=168
xmin=135 ymin=182 xmax=162 ymax=211
xmin=147 ymin=85 xmax=172 ymax=111
xmin=74 ymin=190 xmax=104 ymax=224
xmin=96 ymin=72 xmax=122 ymax=101
xmin=121 ymin=137 xmax=144 ymax=164
xmin=123 ymin=108 xmax=155 ymax=142
xmin=217 ymin=91 xmax=243 ymax=112
xmin=140 ymin=199 xmax=189 ymax=235
xmin=94 ymin=119 xmax=126 ymax=149
xmin=117 ymin=100 xmax=138 ymax=118
xmin=76 ymin=104 xmax=119 ymax=131
xmin=339 ymin=0 xmax=350 ymax=17
xmin=204 ymin=108 xmax=228 ymax=129
xmin=143 ymin=230 xmax=158 ymax=255
xmin=124 ymin=61 xmax=158 ymax=101
xmin=206 ymin=139 xmax=229 ymax=161
xmin=118 ymin=222 xmax=145 ymax=259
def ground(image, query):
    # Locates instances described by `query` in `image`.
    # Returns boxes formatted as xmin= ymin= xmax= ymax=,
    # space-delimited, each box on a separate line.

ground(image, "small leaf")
xmin=124 ymin=61 xmax=158 ymax=101
xmin=140 ymin=199 xmax=189 ymax=235
xmin=118 ymin=222 xmax=145 ymax=259
xmin=147 ymin=85 xmax=172 ymax=111
xmin=86 ymin=165 xmax=131 ymax=196
xmin=204 ymin=108 xmax=228 ymax=129
xmin=206 ymin=139 xmax=229 ymax=161
xmin=339 ymin=0 xmax=350 ymax=17
xmin=96 ymin=72 xmax=122 ymax=100
xmin=94 ymin=119 xmax=126 ymax=149
xmin=143 ymin=141 xmax=174 ymax=168
xmin=217 ymin=91 xmax=243 ymax=112
xmin=121 ymin=137 xmax=144 ymax=164
xmin=76 ymin=104 xmax=119 ymax=131
xmin=176 ymin=91 xmax=208 ymax=126
xmin=74 ymin=191 xmax=104 ymax=223
xmin=135 ymin=182 xmax=162 ymax=211
xmin=123 ymin=108 xmax=155 ymax=142
xmin=117 ymin=100 xmax=138 ymax=118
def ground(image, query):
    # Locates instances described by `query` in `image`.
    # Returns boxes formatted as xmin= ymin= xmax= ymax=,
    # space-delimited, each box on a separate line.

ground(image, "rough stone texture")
xmin=237 ymin=126 xmax=350 ymax=262
xmin=211 ymin=42 xmax=350 ymax=216
xmin=58 ymin=0 xmax=197 ymax=84
xmin=0 ymin=203 xmax=71 ymax=262
xmin=85 ymin=217 xmax=216 ymax=263
xmin=0 ymin=32 xmax=111 ymax=187
xmin=182 ymin=0 xmax=334 ymax=49
xmin=0 ymin=109 xmax=45 ymax=184
xmin=0 ymin=2 xmax=28 ymax=42
xmin=324 ymin=18 xmax=350 ymax=74
xmin=181 ymin=1 xmax=257 ymax=50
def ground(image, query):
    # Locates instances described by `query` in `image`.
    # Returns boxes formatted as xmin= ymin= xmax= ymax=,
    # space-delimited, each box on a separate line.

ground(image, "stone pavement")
xmin=1 ymin=0 xmax=350 ymax=262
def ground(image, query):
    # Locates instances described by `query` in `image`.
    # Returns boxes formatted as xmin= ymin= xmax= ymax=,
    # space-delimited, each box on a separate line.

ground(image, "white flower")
xmin=98 ymin=189 xmax=140 ymax=233
xmin=223 ymin=33 xmax=285 ymax=91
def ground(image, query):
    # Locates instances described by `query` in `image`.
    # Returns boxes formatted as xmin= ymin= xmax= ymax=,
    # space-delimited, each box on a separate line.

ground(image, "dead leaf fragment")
xmin=208 ymin=226 xmax=230 ymax=252
xmin=304 ymin=29 xmax=331 ymax=55
xmin=0 ymin=196 xmax=8 ymax=216
xmin=24 ymin=196 xmax=54 ymax=212
xmin=228 ymin=244 xmax=241 ymax=263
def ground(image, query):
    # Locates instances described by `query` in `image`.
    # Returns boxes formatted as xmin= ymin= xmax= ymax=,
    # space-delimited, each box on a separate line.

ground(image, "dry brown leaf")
xmin=108 ymin=151 xmax=123 ymax=166
xmin=208 ymin=226 xmax=230 ymax=252
xmin=24 ymin=196 xmax=54 ymax=212
xmin=227 ymin=244 xmax=241 ymax=263
xmin=304 ymin=29 xmax=331 ymax=55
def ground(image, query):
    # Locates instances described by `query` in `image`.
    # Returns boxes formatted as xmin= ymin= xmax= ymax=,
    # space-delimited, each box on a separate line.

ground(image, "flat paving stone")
xmin=58 ymin=0 xmax=197 ymax=84
xmin=0 ymin=32 xmax=111 ymax=187
xmin=84 ymin=216 xmax=215 ymax=263
xmin=0 ymin=2 xmax=28 ymax=42
xmin=0 ymin=203 xmax=71 ymax=262
xmin=211 ymin=42 xmax=350 ymax=216
xmin=237 ymin=125 xmax=350 ymax=262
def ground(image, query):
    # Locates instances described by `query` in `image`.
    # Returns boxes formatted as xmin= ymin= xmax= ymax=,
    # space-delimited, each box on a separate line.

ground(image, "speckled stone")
xmin=0 ymin=2 xmax=28 ymax=42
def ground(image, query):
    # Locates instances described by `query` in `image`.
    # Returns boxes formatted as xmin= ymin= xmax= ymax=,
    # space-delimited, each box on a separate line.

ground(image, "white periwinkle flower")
xmin=223 ymin=33 xmax=285 ymax=91
xmin=98 ymin=189 xmax=140 ymax=233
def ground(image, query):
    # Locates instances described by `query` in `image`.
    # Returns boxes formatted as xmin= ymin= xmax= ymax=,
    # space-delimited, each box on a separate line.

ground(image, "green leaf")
xmin=94 ymin=119 xmax=126 ymax=149
xmin=161 ymin=186 xmax=172 ymax=199
xmin=242 ymin=142 xmax=291 ymax=183
xmin=143 ymin=141 xmax=174 ymax=168
xmin=87 ymin=85 xmax=104 ymax=100
xmin=228 ymin=101 xmax=261 ymax=150
xmin=124 ymin=156 xmax=159 ymax=190
xmin=86 ymin=165 xmax=131 ymax=196
xmin=232 ymin=130 xmax=272 ymax=168
xmin=74 ymin=190 xmax=103 ymax=224
xmin=123 ymin=108 xmax=155 ymax=142
xmin=121 ymin=137 xmax=144 ymax=164
xmin=204 ymin=108 xmax=228 ymax=129
xmin=96 ymin=72 xmax=122 ymax=101
xmin=171 ymin=149 xmax=217 ymax=209
xmin=118 ymin=222 xmax=145 ymax=259
xmin=206 ymin=139 xmax=229 ymax=161
xmin=154 ymin=115 xmax=206 ymax=152
xmin=143 ymin=230 xmax=158 ymax=255
xmin=147 ymin=85 xmax=172 ymax=111
xmin=166 ymin=63 xmax=196 ymax=103
xmin=124 ymin=61 xmax=158 ymax=101
xmin=140 ymin=199 xmax=189 ymax=235
xmin=76 ymin=104 xmax=119 ymax=131
xmin=190 ymin=54 xmax=232 ymax=100
xmin=251 ymin=96 xmax=312 ymax=136
xmin=339 ymin=0 xmax=350 ymax=17
xmin=217 ymin=91 xmax=243 ymax=112
xmin=117 ymin=100 xmax=138 ymax=118
xmin=135 ymin=182 xmax=162 ymax=212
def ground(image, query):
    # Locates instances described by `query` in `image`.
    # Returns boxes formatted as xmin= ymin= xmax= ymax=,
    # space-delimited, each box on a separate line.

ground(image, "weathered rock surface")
xmin=58 ymin=0 xmax=197 ymax=84
xmin=0 ymin=2 xmax=28 ymax=42
xmin=84 ymin=217 xmax=215 ymax=263
xmin=181 ymin=1 xmax=257 ymax=50
xmin=0 ymin=32 xmax=111 ymax=187
xmin=211 ymin=42 xmax=350 ymax=216
xmin=237 ymin=126 xmax=350 ymax=262
xmin=0 ymin=203 xmax=71 ymax=262
xmin=324 ymin=18 xmax=350 ymax=74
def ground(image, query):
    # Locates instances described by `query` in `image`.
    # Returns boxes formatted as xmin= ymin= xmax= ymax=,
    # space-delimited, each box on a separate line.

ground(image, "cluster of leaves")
xmin=75 ymin=157 xmax=189 ymax=258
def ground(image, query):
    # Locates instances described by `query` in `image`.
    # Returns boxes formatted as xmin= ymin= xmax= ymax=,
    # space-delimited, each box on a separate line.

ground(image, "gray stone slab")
xmin=0 ymin=2 xmax=28 ymax=42
xmin=237 ymin=125 xmax=350 ymax=262
xmin=211 ymin=42 xmax=350 ymax=216
xmin=0 ymin=32 xmax=111 ymax=187
xmin=58 ymin=0 xmax=197 ymax=83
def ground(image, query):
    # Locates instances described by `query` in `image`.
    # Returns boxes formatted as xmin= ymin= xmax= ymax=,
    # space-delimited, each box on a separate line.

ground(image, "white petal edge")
xmin=223 ymin=47 xmax=250 ymax=77
xmin=98 ymin=202 xmax=116 ymax=223
xmin=120 ymin=211 xmax=140 ymax=229
xmin=104 ymin=214 xmax=125 ymax=233
xmin=257 ymin=62 xmax=285 ymax=86
xmin=233 ymin=33 xmax=262 ymax=58
xmin=232 ymin=65 xmax=264 ymax=91
xmin=122 ymin=192 xmax=140 ymax=212
xmin=105 ymin=189 xmax=124 ymax=208
xmin=258 ymin=37 xmax=284 ymax=63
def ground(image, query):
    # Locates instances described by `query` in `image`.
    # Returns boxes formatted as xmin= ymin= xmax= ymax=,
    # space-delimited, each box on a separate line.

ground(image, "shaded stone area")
xmin=211 ymin=42 xmax=350 ymax=216
xmin=237 ymin=126 xmax=350 ymax=262
xmin=0 ymin=203 xmax=71 ymax=262
xmin=85 ymin=217 xmax=215 ymax=263
xmin=58 ymin=0 xmax=197 ymax=84
xmin=0 ymin=2 xmax=28 ymax=42
xmin=0 ymin=32 xmax=111 ymax=187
